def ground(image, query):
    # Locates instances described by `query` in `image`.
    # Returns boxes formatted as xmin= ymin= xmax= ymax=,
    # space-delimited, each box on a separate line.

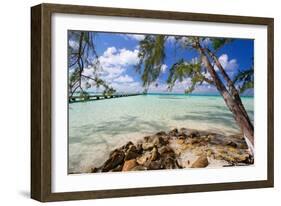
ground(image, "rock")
xmin=191 ymin=154 xmax=209 ymax=168
xmin=136 ymin=147 xmax=159 ymax=166
xmin=243 ymin=155 xmax=254 ymax=164
xmin=136 ymin=152 xmax=151 ymax=165
xmin=91 ymin=167 xmax=99 ymax=173
xmin=93 ymin=128 xmax=252 ymax=173
xmin=198 ymin=141 xmax=208 ymax=146
xmin=169 ymin=128 xmax=179 ymax=136
xmin=209 ymin=134 xmax=227 ymax=145
xmin=122 ymin=159 xmax=138 ymax=171
xmin=143 ymin=135 xmax=168 ymax=148
xmin=176 ymin=139 xmax=185 ymax=144
xmin=110 ymin=164 xmax=123 ymax=172
xmin=179 ymin=127 xmax=189 ymax=134
xmin=178 ymin=128 xmax=190 ymax=139
xmin=158 ymin=145 xmax=173 ymax=155
xmin=136 ymin=143 xmax=143 ymax=153
xmin=189 ymin=138 xmax=200 ymax=144
xmin=101 ymin=150 xmax=125 ymax=172
xmin=206 ymin=149 xmax=213 ymax=157
xmin=157 ymin=136 xmax=169 ymax=146
xmin=198 ymin=130 xmax=211 ymax=136
xmin=176 ymin=159 xmax=183 ymax=168
xmin=178 ymin=135 xmax=187 ymax=140
xmin=124 ymin=145 xmax=139 ymax=160
xmin=161 ymin=156 xmax=178 ymax=169
xmin=143 ymin=136 xmax=151 ymax=142
xmin=121 ymin=141 xmax=134 ymax=150
xmin=109 ymin=148 xmax=119 ymax=157
xmin=156 ymin=131 xmax=166 ymax=136
xmin=131 ymin=165 xmax=147 ymax=171
xmin=151 ymin=147 xmax=159 ymax=161
xmin=208 ymin=134 xmax=248 ymax=149
xmin=147 ymin=160 xmax=162 ymax=170
xmin=142 ymin=142 xmax=155 ymax=150
xmin=190 ymin=130 xmax=200 ymax=138
xmin=150 ymin=136 xmax=161 ymax=146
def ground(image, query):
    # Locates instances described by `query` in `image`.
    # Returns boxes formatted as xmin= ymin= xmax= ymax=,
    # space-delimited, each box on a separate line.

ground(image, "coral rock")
xmin=191 ymin=154 xmax=209 ymax=168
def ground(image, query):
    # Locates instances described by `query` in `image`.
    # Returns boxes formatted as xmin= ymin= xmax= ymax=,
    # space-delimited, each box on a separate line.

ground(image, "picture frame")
xmin=31 ymin=3 xmax=274 ymax=202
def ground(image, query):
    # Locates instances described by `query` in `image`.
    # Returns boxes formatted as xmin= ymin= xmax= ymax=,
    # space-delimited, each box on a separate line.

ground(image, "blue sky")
xmin=70 ymin=32 xmax=254 ymax=95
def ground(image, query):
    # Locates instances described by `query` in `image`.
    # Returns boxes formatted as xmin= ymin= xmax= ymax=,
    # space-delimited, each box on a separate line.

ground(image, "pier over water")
xmin=69 ymin=93 xmax=143 ymax=103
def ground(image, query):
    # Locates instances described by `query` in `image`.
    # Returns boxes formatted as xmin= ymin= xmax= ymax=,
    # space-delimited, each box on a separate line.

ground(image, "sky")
xmin=69 ymin=31 xmax=254 ymax=95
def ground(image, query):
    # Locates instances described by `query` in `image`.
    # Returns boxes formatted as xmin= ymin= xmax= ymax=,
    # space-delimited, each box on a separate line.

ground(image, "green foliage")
xmin=136 ymin=35 xmax=166 ymax=88
xmin=103 ymin=87 xmax=116 ymax=96
xmin=79 ymin=90 xmax=89 ymax=100
xmin=136 ymin=35 xmax=223 ymax=93
xmin=233 ymin=68 xmax=254 ymax=93
xmin=68 ymin=31 xmax=115 ymax=98
xmin=167 ymin=59 xmax=205 ymax=93
xmin=69 ymin=68 xmax=80 ymax=87
xmin=211 ymin=38 xmax=233 ymax=51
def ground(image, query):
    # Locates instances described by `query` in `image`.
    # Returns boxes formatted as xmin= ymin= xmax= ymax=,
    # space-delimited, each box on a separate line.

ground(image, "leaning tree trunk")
xmin=206 ymin=49 xmax=250 ymax=120
xmin=196 ymin=45 xmax=254 ymax=154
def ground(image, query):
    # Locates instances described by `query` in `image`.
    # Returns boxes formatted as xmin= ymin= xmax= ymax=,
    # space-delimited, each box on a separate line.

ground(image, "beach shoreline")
xmin=70 ymin=127 xmax=253 ymax=174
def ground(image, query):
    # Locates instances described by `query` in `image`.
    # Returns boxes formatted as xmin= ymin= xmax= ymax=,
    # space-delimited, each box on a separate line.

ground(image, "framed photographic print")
xmin=31 ymin=3 xmax=274 ymax=202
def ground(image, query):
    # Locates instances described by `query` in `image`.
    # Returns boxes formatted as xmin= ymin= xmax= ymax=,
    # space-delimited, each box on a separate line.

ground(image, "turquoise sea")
xmin=68 ymin=94 xmax=254 ymax=173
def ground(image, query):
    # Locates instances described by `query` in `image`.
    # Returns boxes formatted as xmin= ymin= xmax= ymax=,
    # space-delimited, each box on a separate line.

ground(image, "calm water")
xmin=69 ymin=94 xmax=254 ymax=173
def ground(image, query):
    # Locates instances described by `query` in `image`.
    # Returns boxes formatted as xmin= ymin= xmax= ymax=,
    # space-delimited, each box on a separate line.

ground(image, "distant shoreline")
xmin=144 ymin=93 xmax=254 ymax=98
xmin=72 ymin=92 xmax=254 ymax=98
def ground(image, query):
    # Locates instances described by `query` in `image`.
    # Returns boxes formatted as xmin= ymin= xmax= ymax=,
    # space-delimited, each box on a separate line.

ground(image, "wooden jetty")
xmin=69 ymin=93 xmax=142 ymax=103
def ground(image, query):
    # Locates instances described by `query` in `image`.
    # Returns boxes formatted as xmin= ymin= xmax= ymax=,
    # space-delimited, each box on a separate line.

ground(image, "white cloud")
xmin=93 ymin=46 xmax=140 ymax=84
xmin=148 ymin=79 xmax=192 ymax=93
xmin=201 ymin=38 xmax=211 ymax=47
xmin=81 ymin=46 xmax=141 ymax=92
xmin=202 ymin=71 xmax=211 ymax=79
xmin=99 ymin=65 xmax=125 ymax=81
xmin=110 ymin=81 xmax=143 ymax=93
xmin=215 ymin=54 xmax=238 ymax=71
xmin=166 ymin=36 xmax=191 ymax=46
xmin=147 ymin=77 xmax=218 ymax=94
xmin=161 ymin=64 xmax=168 ymax=73
xmin=123 ymin=34 xmax=145 ymax=41
xmin=148 ymin=82 xmax=168 ymax=93
xmin=68 ymin=39 xmax=79 ymax=50
xmin=103 ymin=46 xmax=117 ymax=57
xmin=114 ymin=74 xmax=134 ymax=83
xmin=99 ymin=47 xmax=139 ymax=67
xmin=81 ymin=66 xmax=95 ymax=77
xmin=172 ymin=79 xmax=192 ymax=92
xmin=193 ymin=84 xmax=218 ymax=94
xmin=166 ymin=36 xmax=176 ymax=43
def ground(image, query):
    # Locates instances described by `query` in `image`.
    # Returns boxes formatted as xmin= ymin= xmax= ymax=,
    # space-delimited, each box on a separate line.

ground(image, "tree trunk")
xmin=197 ymin=45 xmax=254 ymax=150
xmin=206 ymin=49 xmax=250 ymax=119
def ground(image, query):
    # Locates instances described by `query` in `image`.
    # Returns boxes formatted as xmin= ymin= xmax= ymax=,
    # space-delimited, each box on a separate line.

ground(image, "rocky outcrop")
xmin=191 ymin=154 xmax=209 ymax=168
xmin=91 ymin=128 xmax=254 ymax=173
xmin=122 ymin=159 xmax=138 ymax=171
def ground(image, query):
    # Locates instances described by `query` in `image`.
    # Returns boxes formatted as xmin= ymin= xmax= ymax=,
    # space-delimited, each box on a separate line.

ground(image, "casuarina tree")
xmin=68 ymin=31 xmax=115 ymax=100
xmin=136 ymin=35 xmax=254 ymax=153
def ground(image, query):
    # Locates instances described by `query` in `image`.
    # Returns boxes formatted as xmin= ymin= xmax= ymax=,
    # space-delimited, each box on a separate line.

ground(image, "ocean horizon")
xmin=73 ymin=91 xmax=254 ymax=98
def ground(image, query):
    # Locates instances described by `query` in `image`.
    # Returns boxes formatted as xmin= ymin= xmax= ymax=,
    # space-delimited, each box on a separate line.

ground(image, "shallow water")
xmin=69 ymin=94 xmax=253 ymax=173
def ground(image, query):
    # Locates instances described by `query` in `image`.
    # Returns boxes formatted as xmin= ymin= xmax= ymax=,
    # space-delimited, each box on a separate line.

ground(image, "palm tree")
xmin=136 ymin=35 xmax=254 ymax=153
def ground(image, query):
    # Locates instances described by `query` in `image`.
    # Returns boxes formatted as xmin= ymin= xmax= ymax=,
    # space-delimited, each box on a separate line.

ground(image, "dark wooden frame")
xmin=31 ymin=3 xmax=274 ymax=202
